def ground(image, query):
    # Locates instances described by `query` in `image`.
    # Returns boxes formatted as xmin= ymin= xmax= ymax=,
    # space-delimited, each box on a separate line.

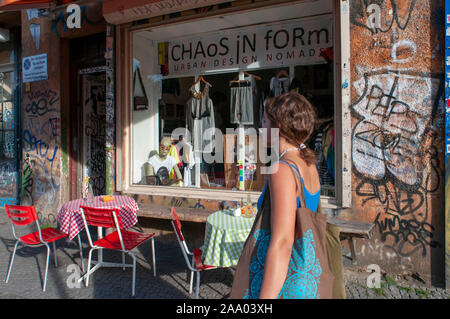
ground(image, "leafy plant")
xmin=415 ymin=288 xmax=432 ymax=299
xmin=384 ymin=275 xmax=397 ymax=287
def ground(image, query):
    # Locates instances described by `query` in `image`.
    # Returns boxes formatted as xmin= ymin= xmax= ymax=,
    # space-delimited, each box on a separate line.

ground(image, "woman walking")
xmin=230 ymin=92 xmax=334 ymax=299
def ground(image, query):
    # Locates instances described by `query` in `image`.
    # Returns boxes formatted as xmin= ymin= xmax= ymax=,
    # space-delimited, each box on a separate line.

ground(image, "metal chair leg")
xmin=122 ymin=252 xmax=126 ymax=271
xmin=151 ymin=237 xmax=156 ymax=276
xmin=6 ymin=241 xmax=20 ymax=283
xmin=189 ymin=256 xmax=195 ymax=294
xmin=52 ymin=242 xmax=58 ymax=267
xmin=189 ymin=270 xmax=194 ymax=294
xmin=78 ymin=234 xmax=85 ymax=272
xmin=129 ymin=252 xmax=136 ymax=297
xmin=43 ymin=244 xmax=51 ymax=292
xmin=195 ymin=271 xmax=200 ymax=299
xmin=85 ymin=248 xmax=95 ymax=288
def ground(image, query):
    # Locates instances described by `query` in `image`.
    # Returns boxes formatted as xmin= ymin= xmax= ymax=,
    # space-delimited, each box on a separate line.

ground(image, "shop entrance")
xmin=68 ymin=33 xmax=106 ymax=199
xmin=0 ymin=26 xmax=21 ymax=206
xmin=81 ymin=73 xmax=106 ymax=196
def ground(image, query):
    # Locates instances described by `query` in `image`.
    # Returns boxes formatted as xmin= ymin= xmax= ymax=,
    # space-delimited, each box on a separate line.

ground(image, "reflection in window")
xmin=131 ymin=32 xmax=335 ymax=196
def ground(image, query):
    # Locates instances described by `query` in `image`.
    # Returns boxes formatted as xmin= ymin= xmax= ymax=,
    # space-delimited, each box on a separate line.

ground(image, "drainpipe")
xmin=445 ymin=1 xmax=450 ymax=290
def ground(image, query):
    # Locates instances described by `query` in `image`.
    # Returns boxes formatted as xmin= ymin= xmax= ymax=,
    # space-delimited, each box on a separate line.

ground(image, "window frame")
xmin=116 ymin=0 xmax=352 ymax=208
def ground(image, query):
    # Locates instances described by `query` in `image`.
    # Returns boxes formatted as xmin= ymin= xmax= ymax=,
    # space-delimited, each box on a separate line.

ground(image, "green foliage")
xmin=384 ymin=275 xmax=397 ymax=286
xmin=415 ymin=288 xmax=432 ymax=299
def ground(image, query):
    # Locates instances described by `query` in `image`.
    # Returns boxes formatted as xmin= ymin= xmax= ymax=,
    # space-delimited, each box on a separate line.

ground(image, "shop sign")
xmin=22 ymin=53 xmax=48 ymax=83
xmin=103 ymin=0 xmax=238 ymax=25
xmin=166 ymin=16 xmax=333 ymax=76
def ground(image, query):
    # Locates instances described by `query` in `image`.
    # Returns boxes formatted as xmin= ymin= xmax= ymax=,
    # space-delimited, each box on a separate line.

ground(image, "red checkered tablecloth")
xmin=57 ymin=195 xmax=139 ymax=240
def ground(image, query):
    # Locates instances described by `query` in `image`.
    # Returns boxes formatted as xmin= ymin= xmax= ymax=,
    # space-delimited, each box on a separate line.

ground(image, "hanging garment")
xmin=230 ymin=159 xmax=334 ymax=299
xmin=176 ymin=140 xmax=195 ymax=187
xmin=186 ymin=84 xmax=215 ymax=153
xmin=230 ymin=78 xmax=255 ymax=125
xmin=258 ymin=91 xmax=266 ymax=128
xmin=321 ymin=124 xmax=335 ymax=184
xmin=312 ymin=122 xmax=335 ymax=186
xmin=168 ymin=144 xmax=182 ymax=179
xmin=289 ymin=77 xmax=303 ymax=94
xmin=269 ymin=76 xmax=290 ymax=97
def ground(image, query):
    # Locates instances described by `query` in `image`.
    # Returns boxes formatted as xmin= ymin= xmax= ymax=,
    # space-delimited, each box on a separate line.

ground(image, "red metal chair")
xmin=4 ymin=204 xmax=68 ymax=292
xmin=171 ymin=207 xmax=217 ymax=299
xmin=79 ymin=206 xmax=156 ymax=296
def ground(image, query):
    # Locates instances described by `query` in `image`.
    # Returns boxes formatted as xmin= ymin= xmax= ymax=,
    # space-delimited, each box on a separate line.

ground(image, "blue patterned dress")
xmin=244 ymin=161 xmax=322 ymax=299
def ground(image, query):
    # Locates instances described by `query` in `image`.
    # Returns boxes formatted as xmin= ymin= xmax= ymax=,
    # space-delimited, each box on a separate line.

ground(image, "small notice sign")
xmin=22 ymin=53 xmax=48 ymax=83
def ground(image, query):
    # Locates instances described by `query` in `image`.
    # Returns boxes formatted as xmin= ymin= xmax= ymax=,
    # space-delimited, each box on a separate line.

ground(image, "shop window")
xmin=130 ymin=19 xmax=335 ymax=197
xmin=125 ymin=2 xmax=348 ymax=203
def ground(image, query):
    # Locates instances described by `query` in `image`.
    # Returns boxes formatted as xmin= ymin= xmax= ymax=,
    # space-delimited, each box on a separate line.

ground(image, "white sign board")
xmin=167 ymin=16 xmax=332 ymax=76
xmin=22 ymin=54 xmax=48 ymax=83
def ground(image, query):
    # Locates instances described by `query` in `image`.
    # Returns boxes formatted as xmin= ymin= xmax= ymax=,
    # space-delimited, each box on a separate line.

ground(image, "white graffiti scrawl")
xmin=352 ymin=69 xmax=441 ymax=186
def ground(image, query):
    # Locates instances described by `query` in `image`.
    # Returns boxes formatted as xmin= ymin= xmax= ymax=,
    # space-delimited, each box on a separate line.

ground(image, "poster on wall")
xmin=165 ymin=16 xmax=332 ymax=76
xmin=22 ymin=53 xmax=48 ymax=83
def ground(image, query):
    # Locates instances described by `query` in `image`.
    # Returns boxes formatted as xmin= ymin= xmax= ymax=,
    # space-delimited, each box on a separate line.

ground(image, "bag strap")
xmin=133 ymin=67 xmax=148 ymax=100
xmin=279 ymin=159 xmax=306 ymax=209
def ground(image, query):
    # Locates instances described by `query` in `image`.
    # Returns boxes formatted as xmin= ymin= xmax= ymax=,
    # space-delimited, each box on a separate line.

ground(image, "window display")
xmin=131 ymin=15 xmax=335 ymax=196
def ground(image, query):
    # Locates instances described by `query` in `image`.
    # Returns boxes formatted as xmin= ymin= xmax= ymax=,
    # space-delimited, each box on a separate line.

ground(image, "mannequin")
xmin=146 ymin=137 xmax=183 ymax=186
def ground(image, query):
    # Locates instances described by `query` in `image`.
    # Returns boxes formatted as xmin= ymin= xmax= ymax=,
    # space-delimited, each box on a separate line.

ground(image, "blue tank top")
xmin=257 ymin=160 xmax=320 ymax=212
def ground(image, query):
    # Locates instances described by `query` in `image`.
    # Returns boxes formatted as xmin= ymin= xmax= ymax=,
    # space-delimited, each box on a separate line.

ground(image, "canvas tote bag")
xmin=230 ymin=160 xmax=334 ymax=299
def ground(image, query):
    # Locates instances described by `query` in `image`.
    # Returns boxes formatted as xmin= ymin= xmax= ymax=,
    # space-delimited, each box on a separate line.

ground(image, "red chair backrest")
xmin=80 ymin=206 xmax=124 ymax=229
xmin=5 ymin=205 xmax=38 ymax=226
xmin=171 ymin=207 xmax=184 ymax=242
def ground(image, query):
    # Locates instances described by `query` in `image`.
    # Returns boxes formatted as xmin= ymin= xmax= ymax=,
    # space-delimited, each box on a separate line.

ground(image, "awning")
xmin=103 ymin=0 xmax=237 ymax=25
xmin=0 ymin=0 xmax=73 ymax=11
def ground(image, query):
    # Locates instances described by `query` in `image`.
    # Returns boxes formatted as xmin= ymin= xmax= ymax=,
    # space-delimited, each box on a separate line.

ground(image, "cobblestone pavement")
xmin=0 ymin=209 xmax=448 ymax=299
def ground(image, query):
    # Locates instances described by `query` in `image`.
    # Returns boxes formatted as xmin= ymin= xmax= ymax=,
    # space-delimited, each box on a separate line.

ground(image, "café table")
xmin=201 ymin=209 xmax=256 ymax=267
xmin=57 ymin=195 xmax=139 ymax=280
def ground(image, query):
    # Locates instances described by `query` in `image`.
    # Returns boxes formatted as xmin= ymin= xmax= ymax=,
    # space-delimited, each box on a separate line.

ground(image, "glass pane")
xmin=0 ymin=101 xmax=15 ymax=160
xmin=0 ymin=72 xmax=13 ymax=102
xmin=131 ymin=21 xmax=335 ymax=197
xmin=0 ymin=41 xmax=14 ymax=65
xmin=295 ymin=63 xmax=335 ymax=197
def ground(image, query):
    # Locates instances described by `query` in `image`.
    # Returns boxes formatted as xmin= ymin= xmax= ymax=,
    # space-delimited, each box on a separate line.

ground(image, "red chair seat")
xmin=20 ymin=227 xmax=67 ymax=245
xmin=94 ymin=229 xmax=155 ymax=250
xmin=193 ymin=248 xmax=216 ymax=271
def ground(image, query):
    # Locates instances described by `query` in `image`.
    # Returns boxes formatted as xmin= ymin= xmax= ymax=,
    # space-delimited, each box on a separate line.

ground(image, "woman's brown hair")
xmin=265 ymin=92 xmax=317 ymax=166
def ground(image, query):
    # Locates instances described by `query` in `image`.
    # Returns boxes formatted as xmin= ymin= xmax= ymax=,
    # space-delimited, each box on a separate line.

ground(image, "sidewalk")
xmin=0 ymin=208 xmax=448 ymax=299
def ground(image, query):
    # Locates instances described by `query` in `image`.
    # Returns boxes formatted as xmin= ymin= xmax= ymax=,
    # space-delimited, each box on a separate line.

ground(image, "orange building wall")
xmin=348 ymin=0 xmax=445 ymax=284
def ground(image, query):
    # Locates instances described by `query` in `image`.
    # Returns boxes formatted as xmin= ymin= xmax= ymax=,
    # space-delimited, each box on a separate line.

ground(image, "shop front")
xmin=113 ymin=0 xmax=352 ymax=217
xmin=2 ymin=0 xmax=444 ymax=285
xmin=110 ymin=0 xmax=446 ymax=285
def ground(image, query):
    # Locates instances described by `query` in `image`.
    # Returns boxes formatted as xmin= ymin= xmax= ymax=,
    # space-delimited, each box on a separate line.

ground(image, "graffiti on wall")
xmin=350 ymin=0 xmax=444 ymax=264
xmin=22 ymin=88 xmax=61 ymax=213
xmin=83 ymin=74 xmax=106 ymax=196
xmin=351 ymin=69 xmax=443 ymax=257
xmin=351 ymin=0 xmax=417 ymax=35
xmin=51 ymin=4 xmax=103 ymax=37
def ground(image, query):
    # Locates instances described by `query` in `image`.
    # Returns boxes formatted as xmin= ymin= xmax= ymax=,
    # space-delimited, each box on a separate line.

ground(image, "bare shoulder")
xmin=268 ymin=161 xmax=297 ymax=189
xmin=281 ymin=154 xmax=320 ymax=192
